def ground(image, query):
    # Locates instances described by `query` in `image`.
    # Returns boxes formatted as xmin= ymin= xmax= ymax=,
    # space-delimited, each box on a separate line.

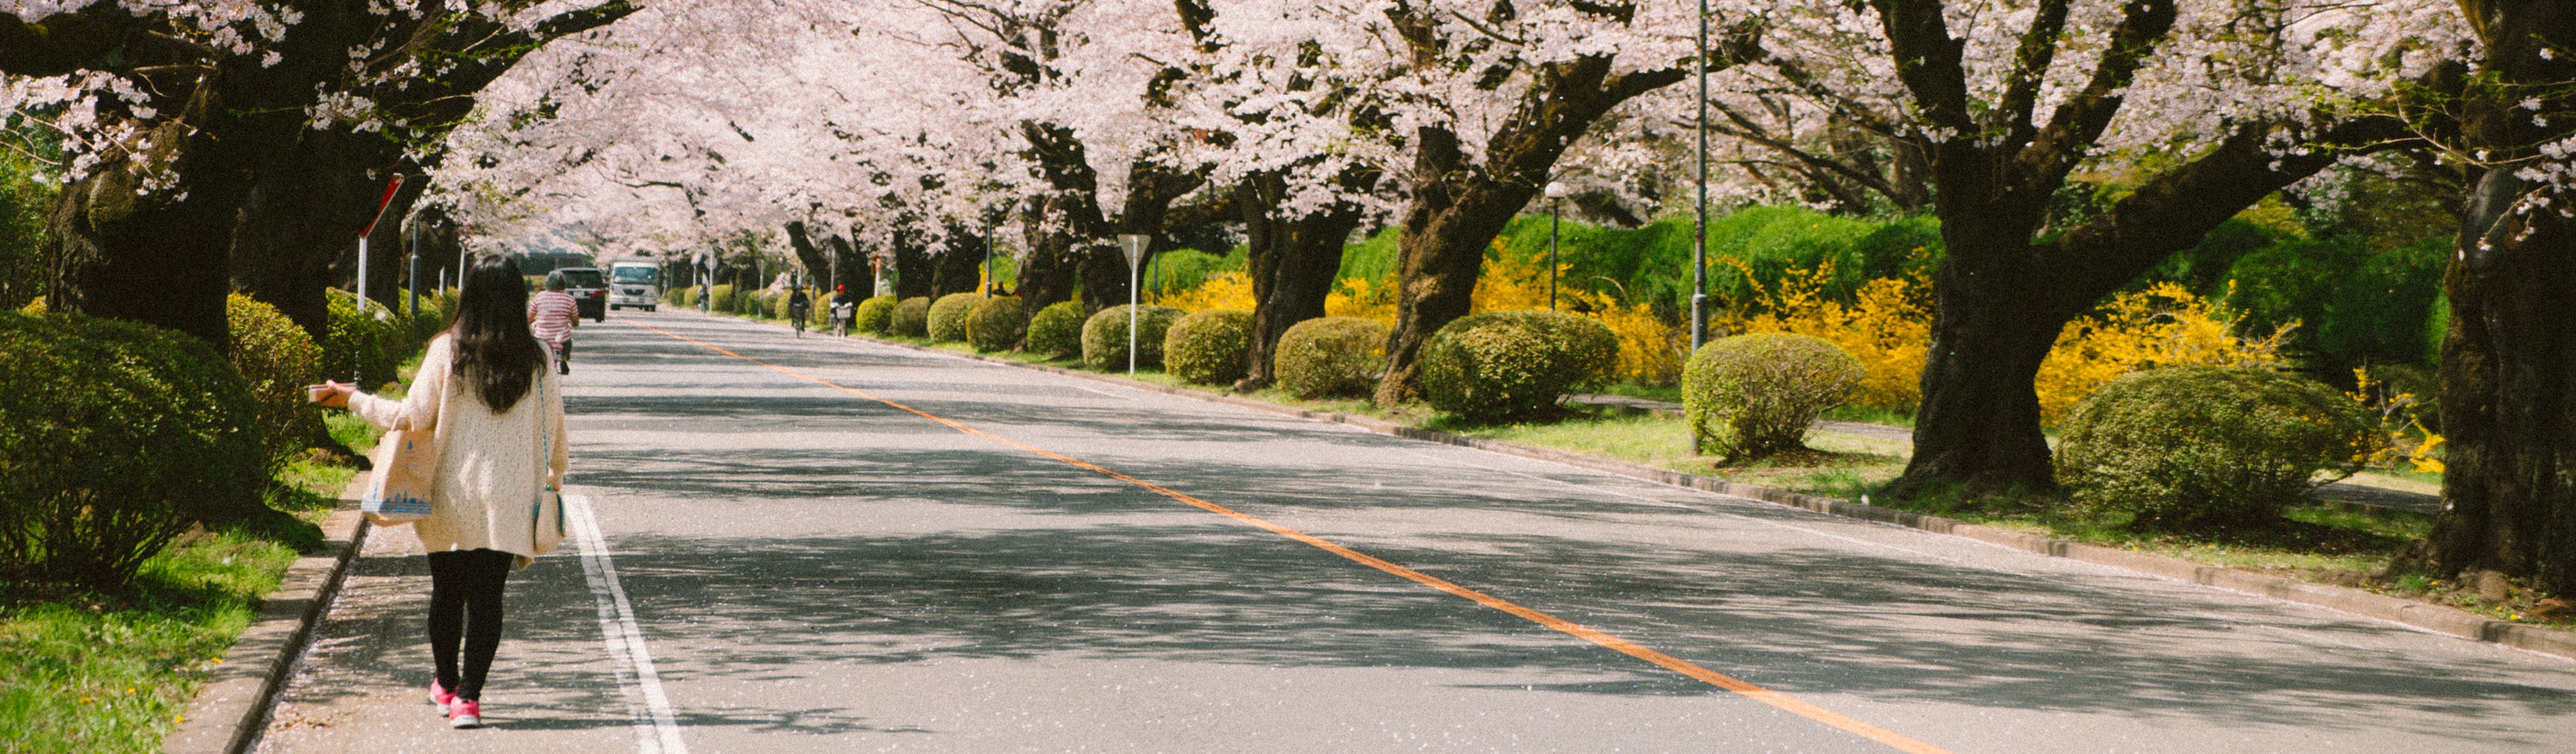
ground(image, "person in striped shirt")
xmin=527 ymin=275 xmax=580 ymax=374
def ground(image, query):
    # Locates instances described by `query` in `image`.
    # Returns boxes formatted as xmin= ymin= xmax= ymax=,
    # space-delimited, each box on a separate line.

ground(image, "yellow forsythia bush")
xmin=2032 ymin=281 xmax=2288 ymax=425
xmin=1325 ymin=276 xmax=1398 ymax=323
xmin=1159 ymin=271 xmax=1255 ymax=312
xmin=1726 ymin=261 xmax=1929 ymax=410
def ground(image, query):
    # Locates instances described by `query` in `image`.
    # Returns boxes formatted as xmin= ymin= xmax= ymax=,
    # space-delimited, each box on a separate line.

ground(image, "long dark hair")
xmin=451 ymin=254 xmax=547 ymax=412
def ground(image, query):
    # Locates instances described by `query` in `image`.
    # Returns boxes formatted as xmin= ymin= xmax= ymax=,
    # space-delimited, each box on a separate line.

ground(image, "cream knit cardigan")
xmin=352 ymin=334 xmax=568 ymax=564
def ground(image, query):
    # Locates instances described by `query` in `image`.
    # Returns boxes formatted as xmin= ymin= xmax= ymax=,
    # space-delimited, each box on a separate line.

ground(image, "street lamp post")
xmin=1690 ymin=0 xmax=1714 ymax=454
xmin=1544 ymin=181 xmax=1570 ymax=312
xmin=1118 ymin=234 xmax=1152 ymax=377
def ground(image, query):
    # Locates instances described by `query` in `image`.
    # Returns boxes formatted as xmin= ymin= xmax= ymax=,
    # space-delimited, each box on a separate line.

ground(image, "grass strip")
xmin=0 ymin=461 xmax=352 ymax=754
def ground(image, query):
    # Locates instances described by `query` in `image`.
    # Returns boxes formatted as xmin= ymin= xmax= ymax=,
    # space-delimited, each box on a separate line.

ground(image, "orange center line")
xmin=617 ymin=317 xmax=1954 ymax=754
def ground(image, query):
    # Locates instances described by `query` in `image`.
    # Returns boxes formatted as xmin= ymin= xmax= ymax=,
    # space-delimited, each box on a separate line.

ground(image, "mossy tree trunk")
xmin=2422 ymin=0 xmax=2576 ymax=593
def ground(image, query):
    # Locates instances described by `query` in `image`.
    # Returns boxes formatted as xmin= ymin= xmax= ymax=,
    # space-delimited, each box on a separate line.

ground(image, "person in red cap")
xmin=828 ymin=283 xmax=859 ymax=336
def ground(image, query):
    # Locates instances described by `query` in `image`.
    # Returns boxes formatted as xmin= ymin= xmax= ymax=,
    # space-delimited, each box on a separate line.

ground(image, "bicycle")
xmin=788 ymin=300 xmax=810 ymax=338
xmin=830 ymin=301 xmax=856 ymax=337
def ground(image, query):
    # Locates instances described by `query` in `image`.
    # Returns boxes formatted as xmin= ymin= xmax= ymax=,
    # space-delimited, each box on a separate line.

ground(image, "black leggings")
xmin=427 ymin=549 xmax=514 ymax=701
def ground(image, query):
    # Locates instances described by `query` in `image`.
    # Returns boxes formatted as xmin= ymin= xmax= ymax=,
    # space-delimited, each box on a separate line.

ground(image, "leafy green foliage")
xmin=1163 ymin=309 xmax=1254 ymax=385
xmin=321 ymin=292 xmax=399 ymax=387
xmin=1274 ymin=317 xmax=1389 ymax=399
xmin=0 ymin=155 xmax=51 ymax=312
xmin=2056 ymin=366 xmax=2380 ymax=531
xmin=1420 ymin=310 xmax=1617 ymax=422
xmin=1682 ymin=333 xmax=1863 ymax=461
xmin=927 ymin=292 xmax=986 ymax=342
xmin=1025 ymin=300 xmax=1087 ymax=359
xmin=965 ymin=296 xmax=1027 ymax=352
xmin=1082 ymin=304 xmax=1184 ymax=371
xmin=1143 ymin=247 xmax=1247 ymax=300
xmin=226 ymin=295 xmax=322 ymax=473
xmin=0 ymin=312 xmax=263 ymax=587
xmin=854 ymin=295 xmax=898 ymax=335
xmin=889 ymin=296 xmax=932 ymax=337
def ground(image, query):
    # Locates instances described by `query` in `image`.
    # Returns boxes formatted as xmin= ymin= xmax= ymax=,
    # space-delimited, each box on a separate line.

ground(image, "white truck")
xmin=608 ymin=261 xmax=661 ymax=312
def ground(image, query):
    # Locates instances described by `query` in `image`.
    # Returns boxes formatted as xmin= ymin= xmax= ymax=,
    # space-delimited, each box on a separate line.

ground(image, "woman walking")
xmin=313 ymin=254 xmax=568 ymax=729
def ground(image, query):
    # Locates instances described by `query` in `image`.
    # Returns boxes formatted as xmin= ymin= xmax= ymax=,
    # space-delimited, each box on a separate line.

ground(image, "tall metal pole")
xmin=1128 ymin=263 xmax=1140 ymax=377
xmin=356 ymin=237 xmax=369 ymax=309
xmin=1548 ymin=198 xmax=1560 ymax=312
xmin=1690 ymin=0 xmax=1711 ymax=455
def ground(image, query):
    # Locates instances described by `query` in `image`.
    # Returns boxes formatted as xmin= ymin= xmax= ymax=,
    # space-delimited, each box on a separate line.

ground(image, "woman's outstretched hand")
xmin=308 ymin=380 xmax=355 ymax=408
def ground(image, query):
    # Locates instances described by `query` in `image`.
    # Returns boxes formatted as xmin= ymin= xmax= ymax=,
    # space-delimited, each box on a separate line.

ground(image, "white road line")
xmin=568 ymin=494 xmax=689 ymax=754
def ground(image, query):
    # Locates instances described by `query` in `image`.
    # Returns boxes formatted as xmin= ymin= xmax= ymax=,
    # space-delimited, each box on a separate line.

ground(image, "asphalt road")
xmin=255 ymin=308 xmax=2576 ymax=753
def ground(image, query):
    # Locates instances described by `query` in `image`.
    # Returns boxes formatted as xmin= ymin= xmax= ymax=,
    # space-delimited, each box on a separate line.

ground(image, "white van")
xmin=608 ymin=261 xmax=660 ymax=312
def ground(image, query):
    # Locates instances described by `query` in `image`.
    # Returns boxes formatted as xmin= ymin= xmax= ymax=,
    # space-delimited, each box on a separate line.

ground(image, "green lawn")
xmin=0 ymin=460 xmax=350 ymax=754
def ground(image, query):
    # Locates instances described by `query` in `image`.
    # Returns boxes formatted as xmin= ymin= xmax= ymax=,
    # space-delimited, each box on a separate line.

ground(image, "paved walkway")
xmin=1566 ymin=394 xmax=2445 ymax=515
xmin=252 ymin=312 xmax=2571 ymax=753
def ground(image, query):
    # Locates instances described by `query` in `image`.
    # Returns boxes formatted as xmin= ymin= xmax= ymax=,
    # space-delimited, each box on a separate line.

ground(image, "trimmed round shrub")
xmin=1419 ymin=310 xmax=1617 ymax=421
xmin=407 ymin=291 xmax=454 ymax=347
xmin=228 ymin=294 xmax=324 ymax=472
xmin=889 ymin=297 xmax=933 ymax=337
xmin=1275 ymin=317 xmax=1389 ymax=398
xmin=2057 ymin=366 xmax=2379 ymax=530
xmin=965 ymin=296 xmax=1027 ymax=352
xmin=1683 ymin=333 xmax=1863 ymax=461
xmin=0 ymin=312 xmax=264 ymax=586
xmin=1026 ymin=300 xmax=1087 ymax=359
xmin=322 ymin=290 xmax=396 ymax=388
xmin=854 ymin=295 xmax=898 ymax=334
xmin=1164 ymin=309 xmax=1254 ymax=385
xmin=927 ymin=292 xmax=988 ymax=342
xmin=1082 ymin=304 xmax=1184 ymax=371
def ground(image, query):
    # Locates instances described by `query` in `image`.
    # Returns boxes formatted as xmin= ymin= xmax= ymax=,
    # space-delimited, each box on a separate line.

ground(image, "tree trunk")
xmin=43 ymin=99 xmax=245 ymax=348
xmin=1371 ymin=54 xmax=1685 ymax=405
xmin=1237 ymin=174 xmax=1362 ymax=389
xmin=1887 ymin=232 xmax=2067 ymax=494
xmin=784 ymin=221 xmax=830 ymax=288
xmin=2422 ymin=0 xmax=2576 ymax=593
xmin=892 ymin=231 xmax=934 ymax=300
xmin=932 ymin=226 xmax=986 ymax=297
xmin=823 ymin=234 xmax=864 ymax=295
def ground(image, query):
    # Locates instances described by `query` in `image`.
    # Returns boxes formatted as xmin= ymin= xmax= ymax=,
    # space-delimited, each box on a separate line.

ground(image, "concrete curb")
xmin=163 ymin=475 xmax=373 ymax=754
xmin=849 ymin=332 xmax=2576 ymax=664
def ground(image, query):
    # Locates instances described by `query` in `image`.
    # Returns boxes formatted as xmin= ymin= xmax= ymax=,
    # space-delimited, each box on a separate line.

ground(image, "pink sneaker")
xmin=448 ymin=698 xmax=482 ymax=729
xmin=429 ymin=679 xmax=455 ymax=714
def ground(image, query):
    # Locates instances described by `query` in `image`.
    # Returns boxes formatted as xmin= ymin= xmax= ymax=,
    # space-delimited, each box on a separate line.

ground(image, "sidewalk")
xmin=1564 ymin=393 xmax=2445 ymax=516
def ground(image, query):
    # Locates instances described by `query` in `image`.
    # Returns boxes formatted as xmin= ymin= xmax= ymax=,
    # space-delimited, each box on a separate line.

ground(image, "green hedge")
xmin=854 ymin=295 xmax=898 ymax=334
xmin=2057 ymin=366 xmax=2379 ymax=530
xmin=1419 ymin=310 xmax=1616 ymax=422
xmin=928 ymin=292 xmax=987 ymax=342
xmin=1274 ymin=317 xmax=1389 ymax=399
xmin=1082 ymin=304 xmax=1184 ymax=371
xmin=0 ymin=312 xmax=264 ymax=586
xmin=1026 ymin=300 xmax=1086 ymax=359
xmin=965 ymin=296 xmax=1027 ymax=352
xmin=1164 ymin=309 xmax=1253 ymax=385
xmin=889 ymin=297 xmax=932 ymax=337
xmin=322 ymin=291 xmax=397 ymax=388
xmin=228 ymin=294 xmax=323 ymax=472
xmin=1682 ymin=334 xmax=1862 ymax=461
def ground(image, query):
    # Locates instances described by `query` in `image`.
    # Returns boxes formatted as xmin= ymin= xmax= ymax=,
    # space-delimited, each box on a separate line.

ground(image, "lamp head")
xmin=1544 ymin=182 xmax=1570 ymax=200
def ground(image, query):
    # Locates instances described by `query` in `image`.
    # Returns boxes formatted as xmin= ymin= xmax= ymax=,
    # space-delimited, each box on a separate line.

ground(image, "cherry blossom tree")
xmin=1669 ymin=0 xmax=2470 ymax=493
xmin=3 ymin=0 xmax=636 ymax=341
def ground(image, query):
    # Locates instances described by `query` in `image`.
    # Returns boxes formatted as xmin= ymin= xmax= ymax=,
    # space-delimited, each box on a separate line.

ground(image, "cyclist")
xmin=828 ymin=285 xmax=858 ymax=337
xmin=527 ymin=274 xmax=580 ymax=374
xmin=787 ymin=285 xmax=812 ymax=337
